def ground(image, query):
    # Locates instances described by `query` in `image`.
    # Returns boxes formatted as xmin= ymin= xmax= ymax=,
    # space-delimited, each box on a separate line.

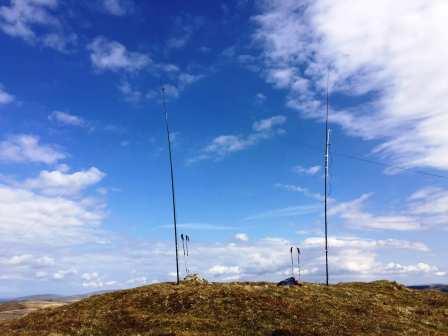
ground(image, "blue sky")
xmin=0 ymin=0 xmax=447 ymax=297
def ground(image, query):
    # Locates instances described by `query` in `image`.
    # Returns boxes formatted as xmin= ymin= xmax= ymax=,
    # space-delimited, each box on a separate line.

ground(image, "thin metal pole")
xmin=185 ymin=235 xmax=190 ymax=275
xmin=181 ymin=234 xmax=187 ymax=275
xmin=290 ymin=247 xmax=294 ymax=278
xmin=324 ymin=72 xmax=330 ymax=286
xmin=161 ymin=87 xmax=180 ymax=285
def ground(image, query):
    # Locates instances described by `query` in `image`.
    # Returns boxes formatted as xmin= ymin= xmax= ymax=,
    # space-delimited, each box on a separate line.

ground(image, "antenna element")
xmin=324 ymin=72 xmax=330 ymax=286
xmin=161 ymin=86 xmax=180 ymax=285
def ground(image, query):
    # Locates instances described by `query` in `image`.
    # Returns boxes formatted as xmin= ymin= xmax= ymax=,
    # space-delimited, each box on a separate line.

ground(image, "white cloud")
xmin=190 ymin=115 xmax=287 ymax=162
xmin=245 ymin=204 xmax=320 ymax=221
xmin=0 ymin=85 xmax=14 ymax=104
xmin=0 ymin=0 xmax=76 ymax=52
xmin=88 ymin=36 xmax=150 ymax=72
xmin=23 ymin=167 xmax=105 ymax=196
xmin=254 ymin=0 xmax=448 ymax=172
xmin=159 ymin=84 xmax=179 ymax=99
xmin=119 ymin=76 xmax=199 ymax=105
xmin=235 ymin=233 xmax=249 ymax=242
xmin=276 ymin=182 xmax=448 ymax=230
xmin=208 ymin=265 xmax=241 ymax=275
xmin=252 ymin=115 xmax=286 ymax=132
xmin=41 ymin=32 xmax=77 ymax=52
xmin=126 ymin=276 xmax=148 ymax=285
xmin=53 ymin=268 xmax=77 ymax=280
xmin=157 ymin=223 xmax=235 ymax=231
xmin=275 ymin=183 xmax=323 ymax=201
xmin=177 ymin=73 xmax=204 ymax=88
xmin=255 ymin=92 xmax=266 ymax=104
xmin=194 ymin=236 xmax=441 ymax=281
xmin=407 ymin=187 xmax=448 ymax=227
xmin=0 ymin=254 xmax=54 ymax=268
xmin=293 ymin=165 xmax=321 ymax=176
xmin=101 ymin=0 xmax=133 ymax=16
xmin=49 ymin=111 xmax=86 ymax=127
xmin=0 ymin=233 xmax=442 ymax=293
xmin=81 ymin=271 xmax=116 ymax=288
xmin=0 ymin=134 xmax=65 ymax=164
xmin=118 ymin=81 xmax=143 ymax=104
xmin=303 ymin=236 xmax=429 ymax=252
xmin=328 ymin=187 xmax=448 ymax=231
xmin=205 ymin=135 xmax=255 ymax=156
xmin=0 ymin=183 xmax=105 ymax=245
xmin=35 ymin=271 xmax=47 ymax=278
xmin=145 ymin=74 xmax=204 ymax=102
xmin=166 ymin=15 xmax=203 ymax=50
xmin=329 ymin=193 xmax=422 ymax=231
xmin=383 ymin=262 xmax=441 ymax=275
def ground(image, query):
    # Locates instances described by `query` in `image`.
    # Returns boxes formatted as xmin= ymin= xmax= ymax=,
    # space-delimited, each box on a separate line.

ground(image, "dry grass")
xmin=0 ymin=280 xmax=447 ymax=336
xmin=0 ymin=301 xmax=69 ymax=322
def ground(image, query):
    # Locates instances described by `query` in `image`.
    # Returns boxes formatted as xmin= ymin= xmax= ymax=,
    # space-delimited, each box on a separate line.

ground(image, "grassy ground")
xmin=0 ymin=280 xmax=447 ymax=336
xmin=0 ymin=300 xmax=70 ymax=322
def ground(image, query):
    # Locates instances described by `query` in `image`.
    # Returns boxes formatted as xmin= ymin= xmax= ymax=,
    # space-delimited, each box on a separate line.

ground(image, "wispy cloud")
xmin=255 ymin=92 xmax=266 ymax=104
xmin=0 ymin=0 xmax=77 ymax=52
xmin=245 ymin=204 xmax=320 ymax=221
xmin=235 ymin=233 xmax=249 ymax=242
xmin=329 ymin=187 xmax=448 ymax=231
xmin=49 ymin=111 xmax=87 ymax=128
xmin=101 ymin=0 xmax=133 ymax=16
xmin=22 ymin=166 xmax=106 ymax=196
xmin=87 ymin=36 xmax=150 ymax=72
xmin=146 ymin=73 xmax=204 ymax=102
xmin=252 ymin=115 xmax=286 ymax=132
xmin=277 ymin=182 xmax=448 ymax=231
xmin=0 ymin=134 xmax=65 ymax=164
xmin=303 ymin=236 xmax=429 ymax=252
xmin=0 ymin=84 xmax=14 ymax=104
xmin=1 ymin=233 xmax=443 ymax=295
xmin=118 ymin=81 xmax=144 ymax=104
xmin=156 ymin=223 xmax=236 ymax=231
xmin=329 ymin=193 xmax=422 ymax=231
xmin=254 ymin=0 xmax=448 ymax=172
xmin=0 ymin=183 xmax=105 ymax=245
xmin=190 ymin=115 xmax=287 ymax=163
xmin=275 ymin=183 xmax=324 ymax=201
xmin=166 ymin=14 xmax=204 ymax=50
xmin=292 ymin=165 xmax=321 ymax=176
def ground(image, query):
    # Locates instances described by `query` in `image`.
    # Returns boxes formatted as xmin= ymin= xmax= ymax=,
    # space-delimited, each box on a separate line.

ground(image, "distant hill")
xmin=0 ymin=290 xmax=115 ymax=303
xmin=408 ymin=284 xmax=448 ymax=293
xmin=0 ymin=280 xmax=447 ymax=336
xmin=0 ymin=294 xmax=66 ymax=303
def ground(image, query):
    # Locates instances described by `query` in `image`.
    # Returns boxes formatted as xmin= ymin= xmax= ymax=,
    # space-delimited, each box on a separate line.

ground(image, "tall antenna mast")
xmin=324 ymin=72 xmax=331 ymax=286
xmin=161 ymin=86 xmax=180 ymax=285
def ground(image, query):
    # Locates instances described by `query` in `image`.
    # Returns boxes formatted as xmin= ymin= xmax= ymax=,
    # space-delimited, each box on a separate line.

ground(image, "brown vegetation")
xmin=0 ymin=280 xmax=447 ymax=335
xmin=0 ymin=300 xmax=69 ymax=322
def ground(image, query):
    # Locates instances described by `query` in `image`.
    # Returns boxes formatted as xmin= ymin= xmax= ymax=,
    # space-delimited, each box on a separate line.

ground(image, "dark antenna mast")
xmin=324 ymin=72 xmax=331 ymax=286
xmin=161 ymin=86 xmax=180 ymax=285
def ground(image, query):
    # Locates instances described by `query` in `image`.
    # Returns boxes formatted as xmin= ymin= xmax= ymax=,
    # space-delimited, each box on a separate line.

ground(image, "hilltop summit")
xmin=1 ymin=280 xmax=447 ymax=336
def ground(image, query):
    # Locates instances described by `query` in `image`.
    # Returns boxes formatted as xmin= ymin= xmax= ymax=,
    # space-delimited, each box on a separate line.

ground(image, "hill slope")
xmin=0 ymin=280 xmax=447 ymax=336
